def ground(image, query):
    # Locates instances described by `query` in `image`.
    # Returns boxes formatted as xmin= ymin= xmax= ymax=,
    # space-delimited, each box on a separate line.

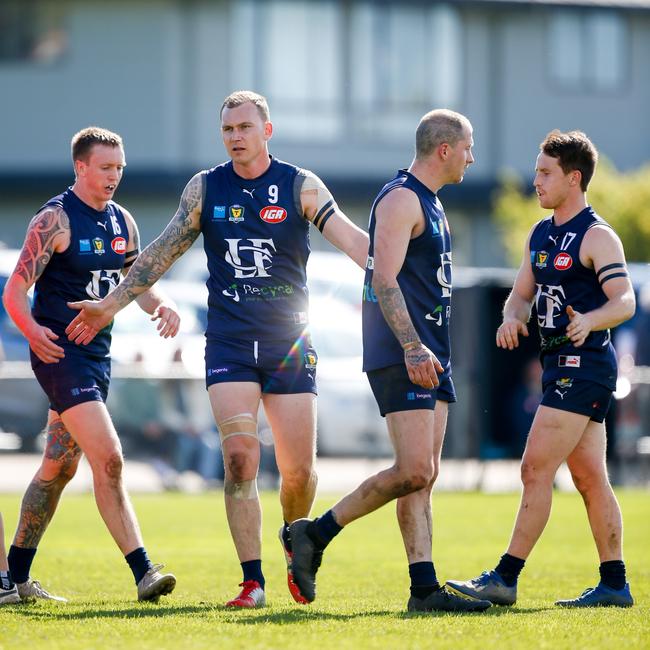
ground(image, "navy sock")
xmin=307 ymin=510 xmax=343 ymax=550
xmin=8 ymin=545 xmax=37 ymax=584
xmin=241 ymin=560 xmax=265 ymax=590
xmin=409 ymin=561 xmax=440 ymax=599
xmin=125 ymin=547 xmax=153 ymax=585
xmin=281 ymin=521 xmax=292 ymax=552
xmin=494 ymin=553 xmax=525 ymax=587
xmin=599 ymin=560 xmax=626 ymax=591
xmin=0 ymin=571 xmax=14 ymax=590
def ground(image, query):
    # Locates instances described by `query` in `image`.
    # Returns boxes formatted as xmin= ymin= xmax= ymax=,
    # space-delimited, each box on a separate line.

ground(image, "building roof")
xmin=464 ymin=0 xmax=650 ymax=9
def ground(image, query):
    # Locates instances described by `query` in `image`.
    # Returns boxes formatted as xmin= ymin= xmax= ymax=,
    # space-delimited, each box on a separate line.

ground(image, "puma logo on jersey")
xmin=242 ymin=188 xmax=255 ymax=198
xmin=97 ymin=221 xmax=108 ymax=231
xmin=548 ymin=235 xmax=558 ymax=245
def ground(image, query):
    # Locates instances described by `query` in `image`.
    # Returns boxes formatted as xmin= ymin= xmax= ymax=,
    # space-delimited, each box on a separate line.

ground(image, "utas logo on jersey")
xmin=554 ymin=252 xmax=573 ymax=270
xmin=229 ymin=205 xmax=245 ymax=223
xmin=92 ymin=238 xmax=105 ymax=255
xmin=111 ymin=237 xmax=126 ymax=254
xmin=533 ymin=251 xmax=549 ymax=269
xmin=259 ymin=206 xmax=287 ymax=224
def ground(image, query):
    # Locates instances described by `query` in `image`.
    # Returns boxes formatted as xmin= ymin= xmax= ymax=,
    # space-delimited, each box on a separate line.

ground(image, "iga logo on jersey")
xmin=259 ymin=206 xmax=287 ymax=224
xmin=111 ymin=237 xmax=126 ymax=254
xmin=554 ymin=252 xmax=573 ymax=270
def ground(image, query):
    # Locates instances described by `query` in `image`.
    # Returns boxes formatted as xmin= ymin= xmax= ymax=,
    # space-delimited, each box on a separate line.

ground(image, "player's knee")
xmin=520 ymin=458 xmax=549 ymax=486
xmin=225 ymin=450 xmax=256 ymax=482
xmin=570 ymin=466 xmax=605 ymax=496
xmin=280 ymin=465 xmax=315 ymax=491
xmin=100 ymin=451 xmax=124 ymax=484
xmin=393 ymin=463 xmax=433 ymax=495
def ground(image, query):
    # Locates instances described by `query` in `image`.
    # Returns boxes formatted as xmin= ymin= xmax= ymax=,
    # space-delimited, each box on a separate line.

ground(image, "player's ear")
xmin=264 ymin=121 xmax=273 ymax=140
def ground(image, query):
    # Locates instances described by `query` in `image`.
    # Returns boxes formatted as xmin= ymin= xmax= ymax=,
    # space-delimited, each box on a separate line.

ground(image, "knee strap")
xmin=224 ymin=478 xmax=258 ymax=500
xmin=218 ymin=412 xmax=258 ymax=443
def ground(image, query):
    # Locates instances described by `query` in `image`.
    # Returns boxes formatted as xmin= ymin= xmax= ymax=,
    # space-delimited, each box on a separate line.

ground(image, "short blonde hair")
xmin=415 ymin=109 xmax=470 ymax=159
xmin=71 ymin=126 xmax=123 ymax=163
xmin=220 ymin=90 xmax=270 ymax=122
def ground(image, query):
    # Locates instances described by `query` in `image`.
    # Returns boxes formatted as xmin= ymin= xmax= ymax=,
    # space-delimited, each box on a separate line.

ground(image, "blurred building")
xmin=1 ymin=0 xmax=649 ymax=263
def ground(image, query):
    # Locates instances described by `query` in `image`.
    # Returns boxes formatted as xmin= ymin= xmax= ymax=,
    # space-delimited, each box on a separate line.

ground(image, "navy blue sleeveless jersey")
xmin=32 ymin=188 xmax=129 ymax=358
xmin=362 ymin=170 xmax=453 ymax=377
xmin=200 ymin=157 xmax=311 ymax=341
xmin=530 ymin=206 xmax=617 ymax=390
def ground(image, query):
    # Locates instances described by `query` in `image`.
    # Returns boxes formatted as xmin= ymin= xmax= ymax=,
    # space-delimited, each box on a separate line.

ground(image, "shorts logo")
xmin=111 ymin=237 xmax=126 ymax=254
xmin=70 ymin=386 xmax=97 ymax=396
xmin=92 ymin=238 xmax=105 ymax=255
xmin=407 ymin=392 xmax=432 ymax=401
xmin=304 ymin=352 xmax=318 ymax=370
xmin=79 ymin=239 xmax=91 ymax=253
xmin=259 ymin=206 xmax=287 ymax=224
xmin=554 ymin=252 xmax=573 ymax=270
xmin=533 ymin=251 xmax=548 ymax=269
xmin=213 ymin=206 xmax=226 ymax=220
xmin=558 ymin=355 xmax=580 ymax=368
xmin=556 ymin=377 xmax=573 ymax=388
xmin=207 ymin=367 xmax=228 ymax=377
xmin=229 ymin=205 xmax=245 ymax=223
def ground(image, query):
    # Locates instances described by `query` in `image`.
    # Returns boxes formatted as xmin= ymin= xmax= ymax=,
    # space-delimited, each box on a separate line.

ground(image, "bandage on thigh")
xmin=218 ymin=412 xmax=258 ymax=443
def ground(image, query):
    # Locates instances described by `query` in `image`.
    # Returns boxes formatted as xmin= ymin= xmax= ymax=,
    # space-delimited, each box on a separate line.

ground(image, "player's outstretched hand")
xmin=565 ymin=305 xmax=591 ymax=347
xmin=496 ymin=318 xmax=528 ymax=350
xmin=404 ymin=343 xmax=444 ymax=389
xmin=151 ymin=304 xmax=181 ymax=339
xmin=65 ymin=300 xmax=113 ymax=345
xmin=28 ymin=324 xmax=65 ymax=364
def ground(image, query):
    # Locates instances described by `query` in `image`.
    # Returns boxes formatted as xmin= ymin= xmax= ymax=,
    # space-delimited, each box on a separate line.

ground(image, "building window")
xmin=349 ymin=3 xmax=463 ymax=140
xmin=232 ymin=0 xmax=342 ymax=141
xmin=548 ymin=10 xmax=626 ymax=91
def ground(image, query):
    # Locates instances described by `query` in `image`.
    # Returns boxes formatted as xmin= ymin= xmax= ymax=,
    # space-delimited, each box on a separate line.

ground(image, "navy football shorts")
xmin=541 ymin=377 xmax=612 ymax=423
xmin=205 ymin=334 xmax=317 ymax=395
xmin=366 ymin=363 xmax=456 ymax=417
xmin=30 ymin=347 xmax=110 ymax=415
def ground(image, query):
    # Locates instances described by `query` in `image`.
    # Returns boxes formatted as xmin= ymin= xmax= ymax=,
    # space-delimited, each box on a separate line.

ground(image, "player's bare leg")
xmin=506 ymin=406 xmax=589 ymax=559
xmin=263 ymin=392 xmax=317 ymax=522
xmin=263 ymin=392 xmax=317 ymax=603
xmin=9 ymin=412 xmax=81 ymax=601
xmin=60 ymin=402 xmax=175 ymax=601
xmin=396 ymin=401 xmax=448 ymax=565
xmin=556 ymin=419 xmax=633 ymax=607
xmin=566 ymin=420 xmax=622 ymax=561
xmin=208 ymin=382 xmax=266 ymax=607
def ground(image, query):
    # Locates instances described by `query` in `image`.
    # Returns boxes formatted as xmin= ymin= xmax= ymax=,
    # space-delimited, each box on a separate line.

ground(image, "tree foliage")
xmin=493 ymin=160 xmax=650 ymax=266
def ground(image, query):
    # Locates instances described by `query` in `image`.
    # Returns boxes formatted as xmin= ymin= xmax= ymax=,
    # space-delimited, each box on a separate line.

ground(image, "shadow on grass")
xmin=5 ymin=602 xmax=216 ymax=620
xmin=4 ymin=602 xmax=551 ymax=622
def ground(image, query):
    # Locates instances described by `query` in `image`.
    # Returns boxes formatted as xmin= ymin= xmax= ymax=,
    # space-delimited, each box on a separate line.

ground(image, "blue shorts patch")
xmin=205 ymin=334 xmax=317 ymax=395
xmin=541 ymin=377 xmax=612 ymax=423
xmin=366 ymin=364 xmax=456 ymax=417
xmin=30 ymin=348 xmax=110 ymax=415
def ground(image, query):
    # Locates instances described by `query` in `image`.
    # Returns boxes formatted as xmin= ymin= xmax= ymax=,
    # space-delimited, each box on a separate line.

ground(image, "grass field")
xmin=0 ymin=489 xmax=648 ymax=650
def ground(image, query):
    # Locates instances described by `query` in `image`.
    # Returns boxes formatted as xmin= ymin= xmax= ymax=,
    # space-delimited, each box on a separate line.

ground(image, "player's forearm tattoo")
xmin=15 ymin=208 xmax=69 ymax=285
xmin=14 ymin=419 xmax=80 ymax=547
xmin=111 ymin=176 xmax=202 ymax=308
xmin=374 ymin=280 xmax=420 ymax=348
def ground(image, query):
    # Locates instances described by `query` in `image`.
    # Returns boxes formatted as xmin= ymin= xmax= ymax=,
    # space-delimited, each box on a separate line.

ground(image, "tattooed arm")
xmin=2 ymin=207 xmax=70 ymax=363
xmin=372 ymin=188 xmax=443 ymax=389
xmin=66 ymin=173 xmax=204 ymax=344
xmin=122 ymin=209 xmax=181 ymax=339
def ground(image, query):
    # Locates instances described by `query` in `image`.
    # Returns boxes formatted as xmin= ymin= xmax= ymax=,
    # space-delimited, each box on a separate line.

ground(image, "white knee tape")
xmin=224 ymin=478 xmax=259 ymax=500
xmin=218 ymin=412 xmax=257 ymax=443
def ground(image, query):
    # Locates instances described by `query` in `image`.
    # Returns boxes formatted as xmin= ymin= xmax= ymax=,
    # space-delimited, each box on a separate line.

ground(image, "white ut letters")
xmin=86 ymin=269 xmax=121 ymax=299
xmin=225 ymin=238 xmax=276 ymax=278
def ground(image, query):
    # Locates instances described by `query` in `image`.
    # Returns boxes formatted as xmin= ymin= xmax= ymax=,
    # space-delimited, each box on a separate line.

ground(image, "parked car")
xmin=0 ymin=249 xmax=49 ymax=450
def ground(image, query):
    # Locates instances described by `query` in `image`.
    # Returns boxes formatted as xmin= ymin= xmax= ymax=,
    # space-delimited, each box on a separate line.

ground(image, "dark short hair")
xmin=220 ymin=90 xmax=270 ymax=122
xmin=71 ymin=126 xmax=123 ymax=163
xmin=540 ymin=130 xmax=598 ymax=191
xmin=415 ymin=109 xmax=470 ymax=159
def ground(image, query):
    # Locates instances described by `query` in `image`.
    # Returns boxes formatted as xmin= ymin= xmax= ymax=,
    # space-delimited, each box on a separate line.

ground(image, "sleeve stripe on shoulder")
xmin=596 ymin=262 xmax=625 ymax=278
